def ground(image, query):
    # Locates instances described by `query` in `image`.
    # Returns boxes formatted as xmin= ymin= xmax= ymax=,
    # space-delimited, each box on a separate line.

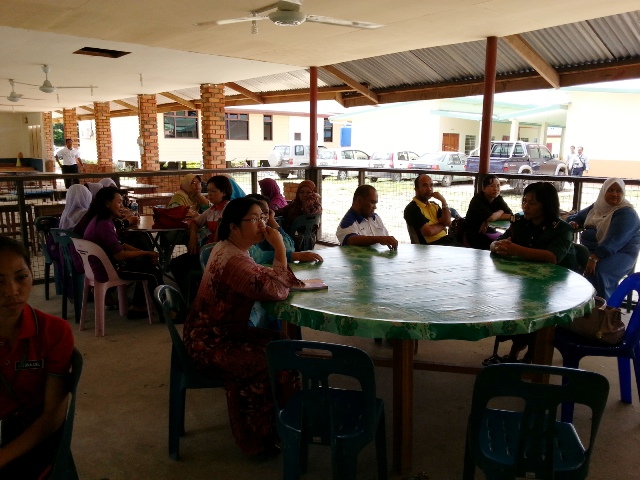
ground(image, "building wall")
xmin=0 ymin=113 xmax=30 ymax=157
xmin=566 ymin=91 xmax=640 ymax=178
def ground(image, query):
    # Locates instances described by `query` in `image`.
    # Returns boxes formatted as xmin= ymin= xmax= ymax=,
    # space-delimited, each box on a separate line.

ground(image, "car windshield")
xmin=319 ymin=150 xmax=335 ymax=160
xmin=417 ymin=153 xmax=446 ymax=163
xmin=372 ymin=152 xmax=392 ymax=160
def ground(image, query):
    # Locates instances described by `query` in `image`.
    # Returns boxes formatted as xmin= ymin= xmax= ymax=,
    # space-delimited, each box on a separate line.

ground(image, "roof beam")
xmin=113 ymin=99 xmax=138 ymax=112
xmin=159 ymin=92 xmax=196 ymax=110
xmin=503 ymin=34 xmax=560 ymax=89
xmin=78 ymin=105 xmax=94 ymax=113
xmin=226 ymin=82 xmax=264 ymax=104
xmin=320 ymin=65 xmax=379 ymax=104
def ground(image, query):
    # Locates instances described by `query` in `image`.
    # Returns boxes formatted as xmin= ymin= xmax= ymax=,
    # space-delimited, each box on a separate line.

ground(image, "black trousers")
xmin=117 ymin=257 xmax=163 ymax=312
xmin=61 ymin=164 xmax=79 ymax=188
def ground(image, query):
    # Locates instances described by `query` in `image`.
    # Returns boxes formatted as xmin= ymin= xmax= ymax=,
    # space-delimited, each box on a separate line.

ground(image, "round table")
xmin=265 ymin=244 xmax=595 ymax=474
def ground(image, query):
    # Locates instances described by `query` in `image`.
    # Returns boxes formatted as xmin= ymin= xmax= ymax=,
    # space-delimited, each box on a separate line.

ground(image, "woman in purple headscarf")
xmin=258 ymin=178 xmax=288 ymax=210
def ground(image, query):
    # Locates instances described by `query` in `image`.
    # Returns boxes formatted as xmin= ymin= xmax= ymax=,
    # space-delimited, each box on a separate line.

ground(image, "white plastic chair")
xmin=72 ymin=238 xmax=154 ymax=336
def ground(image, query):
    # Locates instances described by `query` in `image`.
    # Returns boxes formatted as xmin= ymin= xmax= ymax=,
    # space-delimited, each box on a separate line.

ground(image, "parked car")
xmin=318 ymin=148 xmax=371 ymax=180
xmin=465 ymin=141 xmax=568 ymax=193
xmin=366 ymin=150 xmax=420 ymax=182
xmin=267 ymin=144 xmax=327 ymax=179
xmin=406 ymin=151 xmax=470 ymax=187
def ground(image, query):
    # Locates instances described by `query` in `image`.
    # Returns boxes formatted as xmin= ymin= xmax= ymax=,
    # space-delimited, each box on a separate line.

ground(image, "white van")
xmin=267 ymin=144 xmax=326 ymax=179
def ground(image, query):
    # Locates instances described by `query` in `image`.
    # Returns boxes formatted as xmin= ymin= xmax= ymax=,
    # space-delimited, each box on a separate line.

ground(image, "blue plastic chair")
xmin=50 ymin=228 xmax=84 ymax=323
xmin=50 ymin=348 xmax=83 ymax=480
xmin=463 ymin=363 xmax=609 ymax=480
xmin=154 ymin=285 xmax=224 ymax=460
xmin=266 ymin=340 xmax=387 ymax=480
xmin=199 ymin=242 xmax=216 ymax=271
xmin=34 ymin=216 xmax=60 ymax=300
xmin=555 ymin=272 xmax=640 ymax=422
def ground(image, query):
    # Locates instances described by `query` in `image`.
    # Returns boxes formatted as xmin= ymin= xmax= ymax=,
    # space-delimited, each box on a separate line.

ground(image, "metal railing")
xmin=2 ymin=166 xmax=636 ymax=281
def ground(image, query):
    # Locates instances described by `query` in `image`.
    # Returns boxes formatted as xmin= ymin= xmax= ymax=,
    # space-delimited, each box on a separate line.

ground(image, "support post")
xmin=477 ymin=36 xmax=498 ymax=193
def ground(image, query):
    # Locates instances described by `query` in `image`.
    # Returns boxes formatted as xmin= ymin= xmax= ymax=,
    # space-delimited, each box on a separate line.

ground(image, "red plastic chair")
xmin=72 ymin=238 xmax=154 ymax=336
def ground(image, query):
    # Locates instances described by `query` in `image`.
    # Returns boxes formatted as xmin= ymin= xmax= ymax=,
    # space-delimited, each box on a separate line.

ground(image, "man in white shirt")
xmin=55 ymin=138 xmax=83 ymax=188
xmin=571 ymin=146 xmax=589 ymax=176
xmin=336 ymin=184 xmax=398 ymax=249
xmin=566 ymin=145 xmax=578 ymax=172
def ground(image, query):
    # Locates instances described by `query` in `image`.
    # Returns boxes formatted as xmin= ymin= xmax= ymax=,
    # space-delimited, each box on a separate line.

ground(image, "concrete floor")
xmin=30 ymin=281 xmax=640 ymax=480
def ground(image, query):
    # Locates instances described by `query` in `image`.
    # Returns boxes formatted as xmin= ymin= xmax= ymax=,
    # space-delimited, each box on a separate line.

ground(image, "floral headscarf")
xmin=294 ymin=180 xmax=322 ymax=215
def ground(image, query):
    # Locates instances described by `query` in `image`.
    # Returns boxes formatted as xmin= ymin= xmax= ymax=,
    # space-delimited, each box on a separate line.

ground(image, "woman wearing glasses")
xmin=183 ymin=197 xmax=300 ymax=457
xmin=167 ymin=173 xmax=209 ymax=216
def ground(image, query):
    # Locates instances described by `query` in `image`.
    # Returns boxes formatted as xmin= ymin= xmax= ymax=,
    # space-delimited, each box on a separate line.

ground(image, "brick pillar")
xmin=62 ymin=108 xmax=79 ymax=148
xmin=200 ymin=84 xmax=226 ymax=169
xmin=42 ymin=112 xmax=55 ymax=172
xmin=94 ymin=101 xmax=113 ymax=167
xmin=137 ymin=94 xmax=159 ymax=171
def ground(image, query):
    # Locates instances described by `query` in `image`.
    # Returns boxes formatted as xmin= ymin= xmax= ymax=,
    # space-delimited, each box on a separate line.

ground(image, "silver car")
xmin=318 ymin=148 xmax=371 ymax=180
xmin=406 ymin=151 xmax=470 ymax=187
xmin=267 ymin=144 xmax=327 ymax=179
xmin=367 ymin=150 xmax=420 ymax=182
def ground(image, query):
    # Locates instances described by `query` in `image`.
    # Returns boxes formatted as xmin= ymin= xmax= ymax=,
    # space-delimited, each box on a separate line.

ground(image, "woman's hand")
xmin=124 ymin=214 xmax=139 ymax=226
xmin=584 ymin=255 xmax=598 ymax=276
xmin=479 ymin=221 xmax=488 ymax=234
xmin=146 ymin=251 xmax=160 ymax=265
xmin=261 ymin=224 xmax=285 ymax=250
xmin=266 ymin=209 xmax=279 ymax=229
xmin=188 ymin=232 xmax=199 ymax=255
xmin=569 ymin=221 xmax=580 ymax=230
xmin=292 ymin=252 xmax=324 ymax=263
xmin=491 ymin=239 xmax=515 ymax=256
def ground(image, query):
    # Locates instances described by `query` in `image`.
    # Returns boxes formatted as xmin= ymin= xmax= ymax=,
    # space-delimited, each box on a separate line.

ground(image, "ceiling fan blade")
xmin=196 ymin=16 xmax=270 ymax=27
xmin=306 ymin=15 xmax=383 ymax=29
xmin=55 ymin=86 xmax=98 ymax=89
xmin=13 ymin=80 xmax=41 ymax=88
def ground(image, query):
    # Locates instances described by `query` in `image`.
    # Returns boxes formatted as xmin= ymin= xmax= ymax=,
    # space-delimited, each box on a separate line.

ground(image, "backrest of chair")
xmin=406 ymin=222 xmax=420 ymax=244
xmin=50 ymin=228 xmax=81 ymax=273
xmin=468 ymin=363 xmax=609 ymax=477
xmin=573 ymin=243 xmax=590 ymax=272
xmin=49 ymin=347 xmax=83 ymax=480
xmin=199 ymin=243 xmax=216 ymax=271
xmin=71 ymin=238 xmax=120 ymax=283
xmin=154 ymin=285 xmax=202 ymax=377
xmin=288 ymin=214 xmax=321 ymax=251
xmin=266 ymin=340 xmax=378 ymax=442
xmin=609 ymin=272 xmax=640 ymax=344
xmin=35 ymin=216 xmax=60 ymax=262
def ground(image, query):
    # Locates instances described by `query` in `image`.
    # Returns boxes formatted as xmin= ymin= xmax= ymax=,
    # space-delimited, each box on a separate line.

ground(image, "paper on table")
xmin=290 ymin=278 xmax=328 ymax=291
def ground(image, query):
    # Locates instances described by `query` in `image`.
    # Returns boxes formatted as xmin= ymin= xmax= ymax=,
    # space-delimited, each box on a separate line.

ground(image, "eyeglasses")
xmin=242 ymin=215 xmax=268 ymax=224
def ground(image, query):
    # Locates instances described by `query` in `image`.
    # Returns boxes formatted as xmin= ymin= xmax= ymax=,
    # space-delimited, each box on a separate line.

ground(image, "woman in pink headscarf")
xmin=258 ymin=178 xmax=288 ymax=211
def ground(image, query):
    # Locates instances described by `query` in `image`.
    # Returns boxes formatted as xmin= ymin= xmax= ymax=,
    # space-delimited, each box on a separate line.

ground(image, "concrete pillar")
xmin=137 ymin=94 xmax=159 ymax=171
xmin=539 ymin=122 xmax=548 ymax=146
xmin=94 ymin=101 xmax=113 ymax=167
xmin=509 ymin=120 xmax=520 ymax=142
xmin=200 ymin=83 xmax=226 ymax=169
xmin=62 ymin=108 xmax=79 ymax=147
xmin=42 ymin=112 xmax=55 ymax=172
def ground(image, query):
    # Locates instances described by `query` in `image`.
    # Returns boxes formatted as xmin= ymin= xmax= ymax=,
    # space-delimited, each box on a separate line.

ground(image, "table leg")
xmin=531 ymin=326 xmax=556 ymax=383
xmin=392 ymin=339 xmax=414 ymax=474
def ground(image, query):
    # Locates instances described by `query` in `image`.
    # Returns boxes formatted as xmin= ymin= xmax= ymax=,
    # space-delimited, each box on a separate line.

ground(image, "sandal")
xmin=482 ymin=354 xmax=509 ymax=366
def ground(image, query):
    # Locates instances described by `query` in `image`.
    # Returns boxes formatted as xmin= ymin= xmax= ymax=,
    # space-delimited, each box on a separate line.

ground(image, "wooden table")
xmin=121 ymin=183 xmax=159 ymax=194
xmin=33 ymin=201 xmax=66 ymax=218
xmin=265 ymin=245 xmax=595 ymax=474
xmin=129 ymin=193 xmax=174 ymax=214
xmin=127 ymin=214 xmax=187 ymax=273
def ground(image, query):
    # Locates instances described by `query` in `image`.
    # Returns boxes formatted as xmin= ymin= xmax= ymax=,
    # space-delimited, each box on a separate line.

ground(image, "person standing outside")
xmin=55 ymin=138 xmax=83 ymax=188
xmin=571 ymin=146 xmax=589 ymax=176
xmin=566 ymin=145 xmax=578 ymax=172
xmin=336 ymin=184 xmax=398 ymax=249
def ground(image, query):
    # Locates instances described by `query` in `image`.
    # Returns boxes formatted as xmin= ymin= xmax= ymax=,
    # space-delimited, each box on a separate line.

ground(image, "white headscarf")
xmin=86 ymin=178 xmax=117 ymax=198
xmin=59 ymin=184 xmax=92 ymax=230
xmin=585 ymin=178 xmax=634 ymax=242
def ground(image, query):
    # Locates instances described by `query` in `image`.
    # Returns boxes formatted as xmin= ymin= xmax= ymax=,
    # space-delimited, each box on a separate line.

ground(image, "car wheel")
xmin=277 ymin=172 xmax=289 ymax=180
xmin=337 ymin=171 xmax=347 ymax=181
xmin=441 ymin=175 xmax=452 ymax=187
xmin=370 ymin=177 xmax=378 ymax=182
xmin=553 ymin=171 xmax=566 ymax=192
xmin=391 ymin=173 xmax=402 ymax=182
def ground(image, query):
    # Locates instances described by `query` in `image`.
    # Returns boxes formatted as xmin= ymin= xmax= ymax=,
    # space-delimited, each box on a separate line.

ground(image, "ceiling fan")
xmin=16 ymin=65 xmax=98 ymax=95
xmin=6 ymin=79 xmax=43 ymax=102
xmin=195 ymin=0 xmax=383 ymax=33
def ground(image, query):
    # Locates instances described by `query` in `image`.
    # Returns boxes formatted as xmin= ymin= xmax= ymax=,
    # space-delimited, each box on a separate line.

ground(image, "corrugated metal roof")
xmin=225 ymin=9 xmax=640 ymax=94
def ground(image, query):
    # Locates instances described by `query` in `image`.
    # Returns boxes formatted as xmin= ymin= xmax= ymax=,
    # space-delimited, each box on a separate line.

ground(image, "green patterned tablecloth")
xmin=265 ymin=245 xmax=595 ymax=341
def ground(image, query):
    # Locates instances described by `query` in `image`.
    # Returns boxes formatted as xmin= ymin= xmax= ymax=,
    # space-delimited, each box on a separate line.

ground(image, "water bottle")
xmin=130 ymin=199 xmax=139 ymax=216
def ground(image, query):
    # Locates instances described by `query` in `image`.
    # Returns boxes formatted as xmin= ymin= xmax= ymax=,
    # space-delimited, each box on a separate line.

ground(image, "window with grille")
xmin=324 ymin=118 xmax=333 ymax=142
xmin=464 ymin=135 xmax=476 ymax=155
xmin=263 ymin=115 xmax=273 ymax=141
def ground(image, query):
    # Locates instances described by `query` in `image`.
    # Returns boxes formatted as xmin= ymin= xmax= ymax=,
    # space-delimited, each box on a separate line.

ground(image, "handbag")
xmin=152 ymin=205 xmax=190 ymax=229
xmin=567 ymin=296 xmax=626 ymax=344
